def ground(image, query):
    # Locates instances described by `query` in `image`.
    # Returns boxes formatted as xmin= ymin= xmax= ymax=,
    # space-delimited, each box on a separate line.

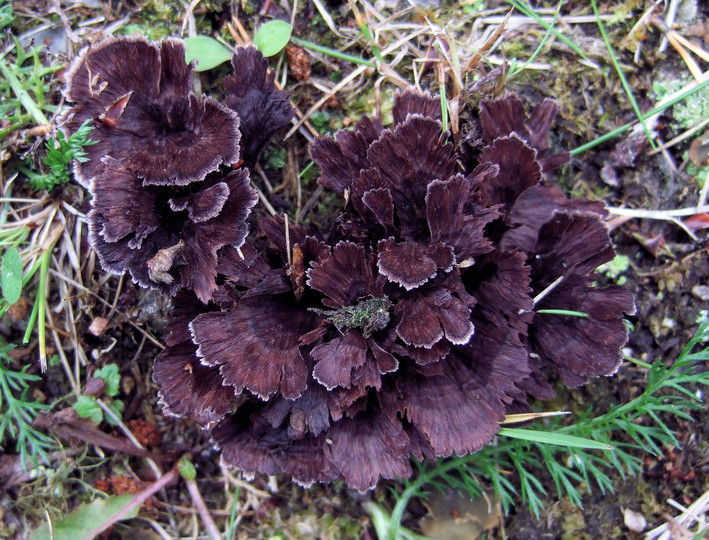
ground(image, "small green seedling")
xmin=73 ymin=363 xmax=124 ymax=425
xmin=0 ymin=339 xmax=55 ymax=467
xmin=24 ymin=121 xmax=96 ymax=191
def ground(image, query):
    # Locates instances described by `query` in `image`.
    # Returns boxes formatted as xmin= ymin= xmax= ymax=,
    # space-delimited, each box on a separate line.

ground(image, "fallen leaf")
xmin=32 ymin=408 xmax=156 ymax=459
xmin=685 ymin=213 xmax=709 ymax=232
xmin=689 ymin=134 xmax=709 ymax=167
xmin=420 ymin=489 xmax=500 ymax=540
xmin=631 ymin=231 xmax=671 ymax=258
xmin=29 ymin=494 xmax=139 ymax=540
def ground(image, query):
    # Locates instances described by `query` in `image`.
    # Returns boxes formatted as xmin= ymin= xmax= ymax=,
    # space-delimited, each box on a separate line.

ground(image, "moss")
xmin=654 ymin=78 xmax=709 ymax=131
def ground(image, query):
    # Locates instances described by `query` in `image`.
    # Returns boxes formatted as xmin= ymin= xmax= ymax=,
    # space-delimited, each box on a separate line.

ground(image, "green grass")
xmin=0 ymin=339 xmax=56 ymax=467
xmin=0 ymin=7 xmax=95 ymax=375
xmin=0 ymin=38 xmax=62 ymax=140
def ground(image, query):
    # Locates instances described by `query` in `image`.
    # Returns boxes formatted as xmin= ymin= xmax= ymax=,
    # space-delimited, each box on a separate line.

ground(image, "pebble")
xmin=692 ymin=285 xmax=709 ymax=301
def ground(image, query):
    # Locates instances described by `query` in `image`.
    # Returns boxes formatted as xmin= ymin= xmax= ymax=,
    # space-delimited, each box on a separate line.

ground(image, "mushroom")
xmin=223 ymin=46 xmax=296 ymax=167
xmin=88 ymin=160 xmax=258 ymax=302
xmin=61 ymin=36 xmax=241 ymax=188
xmin=143 ymin=75 xmax=634 ymax=489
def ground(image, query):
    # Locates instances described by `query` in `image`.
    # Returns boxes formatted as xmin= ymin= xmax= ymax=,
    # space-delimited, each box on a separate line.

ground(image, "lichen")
xmin=309 ymin=296 xmax=392 ymax=338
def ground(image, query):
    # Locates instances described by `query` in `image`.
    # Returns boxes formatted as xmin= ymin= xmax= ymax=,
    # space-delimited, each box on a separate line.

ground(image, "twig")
xmin=606 ymin=204 xmax=709 ymax=218
xmin=186 ymin=476 xmax=223 ymax=540
xmin=647 ymin=117 xmax=709 ymax=156
xmin=47 ymin=269 xmax=165 ymax=349
xmin=299 ymin=185 xmax=324 ymax=222
xmin=607 ymin=206 xmax=704 ymax=240
xmin=312 ymin=0 xmax=343 ymax=37
xmin=96 ymin=399 xmax=163 ymax=482
xmin=698 ymin=172 xmax=709 ymax=210
xmin=532 ymin=274 xmax=565 ymax=306
xmin=138 ymin=517 xmax=173 ymax=540
xmin=658 ymin=0 xmax=681 ymax=54
xmin=646 ymin=487 xmax=709 ymax=539
xmin=180 ymin=0 xmax=200 ymax=37
xmin=251 ymin=181 xmax=277 ymax=216
xmin=221 ymin=466 xmax=272 ymax=498
xmin=284 ymin=27 xmax=429 ymax=139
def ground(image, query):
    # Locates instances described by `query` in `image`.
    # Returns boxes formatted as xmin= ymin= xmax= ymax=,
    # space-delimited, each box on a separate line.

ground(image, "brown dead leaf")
xmin=689 ymin=134 xmax=709 ymax=167
xmin=83 ymin=377 xmax=106 ymax=397
xmin=420 ymin=489 xmax=500 ymax=540
xmin=286 ymin=44 xmax=311 ymax=81
xmin=289 ymin=243 xmax=306 ymax=301
xmin=631 ymin=231 xmax=672 ymax=258
xmin=126 ymin=419 xmax=161 ymax=448
xmin=32 ymin=408 xmax=156 ymax=459
xmin=685 ymin=213 xmax=709 ymax=232
xmin=6 ymin=295 xmax=29 ymax=323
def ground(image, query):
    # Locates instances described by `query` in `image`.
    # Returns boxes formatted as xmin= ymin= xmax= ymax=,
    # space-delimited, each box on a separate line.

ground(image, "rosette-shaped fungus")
xmin=308 ymin=89 xmax=634 ymax=440
xmin=153 ymin=290 xmax=237 ymax=426
xmin=152 ymin=212 xmax=529 ymax=490
xmin=87 ymin=159 xmax=257 ymax=301
xmin=61 ymin=36 xmax=241 ymax=187
xmin=464 ymin=94 xmax=636 ymax=398
xmin=60 ymin=37 xmax=294 ymax=301
xmin=151 ymin=80 xmax=632 ymax=489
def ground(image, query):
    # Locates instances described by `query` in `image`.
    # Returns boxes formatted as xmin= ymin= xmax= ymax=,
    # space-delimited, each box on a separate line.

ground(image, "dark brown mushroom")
xmin=61 ymin=36 xmax=241 ymax=188
xmin=145 ymin=83 xmax=635 ymax=492
xmin=88 ymin=160 xmax=258 ymax=302
xmin=223 ymin=46 xmax=296 ymax=167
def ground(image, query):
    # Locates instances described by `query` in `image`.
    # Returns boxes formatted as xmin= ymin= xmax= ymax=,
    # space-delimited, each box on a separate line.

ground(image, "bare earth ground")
xmin=1 ymin=0 xmax=709 ymax=538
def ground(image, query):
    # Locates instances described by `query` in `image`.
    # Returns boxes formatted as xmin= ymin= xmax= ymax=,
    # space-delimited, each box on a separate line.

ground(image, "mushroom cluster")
xmin=61 ymin=37 xmax=293 ymax=301
xmin=63 ymin=36 xmax=634 ymax=491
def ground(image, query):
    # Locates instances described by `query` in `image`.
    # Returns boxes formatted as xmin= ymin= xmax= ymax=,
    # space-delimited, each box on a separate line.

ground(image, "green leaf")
xmin=94 ymin=363 xmax=120 ymax=397
xmin=29 ymin=494 xmax=139 ymax=540
xmin=73 ymin=395 xmax=103 ymax=423
xmin=179 ymin=456 xmax=197 ymax=480
xmin=105 ymin=399 xmax=124 ymax=426
xmin=253 ymin=20 xmax=292 ymax=57
xmin=1 ymin=247 xmax=22 ymax=304
xmin=183 ymin=36 xmax=232 ymax=71
xmin=499 ymin=428 xmax=614 ymax=450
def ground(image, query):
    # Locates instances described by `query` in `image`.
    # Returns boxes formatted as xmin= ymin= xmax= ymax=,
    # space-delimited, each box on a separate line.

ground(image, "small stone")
xmin=623 ymin=507 xmax=647 ymax=532
xmin=88 ymin=316 xmax=109 ymax=336
xmin=691 ymin=285 xmax=709 ymax=301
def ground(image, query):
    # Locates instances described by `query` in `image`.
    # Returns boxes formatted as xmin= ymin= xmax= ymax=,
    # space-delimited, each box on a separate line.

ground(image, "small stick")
xmin=97 ymin=399 xmax=163 ymax=482
xmin=606 ymin=204 xmax=709 ymax=218
xmin=186 ymin=476 xmax=223 ymax=540
xmin=647 ymin=117 xmax=709 ymax=156
xmin=251 ymin=181 xmax=277 ymax=216
xmin=532 ymin=274 xmax=565 ymax=306
xmin=285 ymin=214 xmax=291 ymax=267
